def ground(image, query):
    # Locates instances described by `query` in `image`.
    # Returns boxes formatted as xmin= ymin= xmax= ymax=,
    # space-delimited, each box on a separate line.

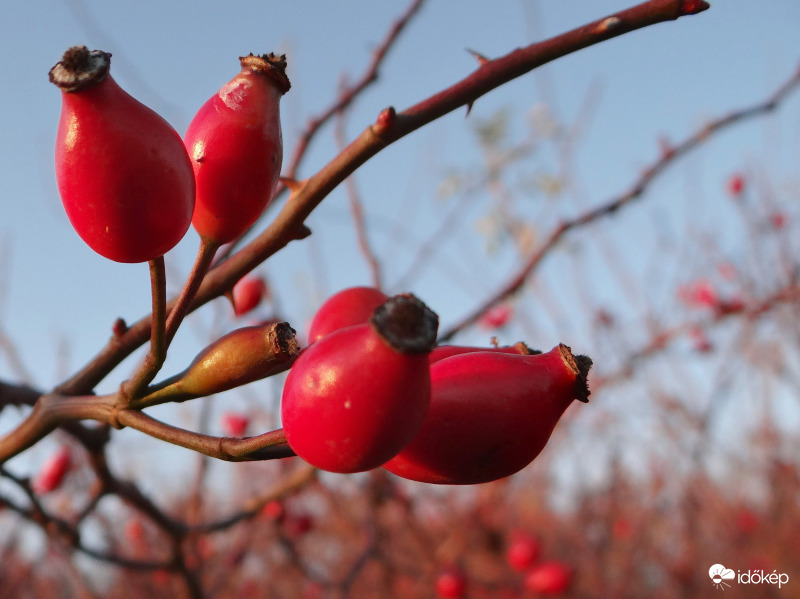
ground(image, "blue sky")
xmin=1 ymin=0 xmax=799 ymax=458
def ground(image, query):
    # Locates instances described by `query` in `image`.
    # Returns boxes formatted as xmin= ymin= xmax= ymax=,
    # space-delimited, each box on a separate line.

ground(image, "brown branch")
xmin=281 ymin=0 xmax=426 ymax=184
xmin=120 ymin=257 xmax=168 ymax=402
xmin=51 ymin=0 xmax=707 ymax=407
xmin=86 ymin=450 xmax=204 ymax=598
xmin=0 ymin=391 xmax=119 ymax=464
xmin=115 ymin=409 xmax=295 ymax=462
xmin=0 ymin=380 xmax=41 ymax=410
xmin=439 ymin=60 xmax=800 ymax=341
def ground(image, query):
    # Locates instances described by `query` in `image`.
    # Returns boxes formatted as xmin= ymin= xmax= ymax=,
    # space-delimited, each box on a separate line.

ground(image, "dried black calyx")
xmin=49 ymin=46 xmax=111 ymax=92
xmin=369 ymin=294 xmax=439 ymax=354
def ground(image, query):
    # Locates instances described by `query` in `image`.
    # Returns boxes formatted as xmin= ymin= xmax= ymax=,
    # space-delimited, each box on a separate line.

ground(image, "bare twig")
xmin=440 ymin=61 xmax=800 ymax=340
xmin=120 ymin=257 xmax=168 ymax=402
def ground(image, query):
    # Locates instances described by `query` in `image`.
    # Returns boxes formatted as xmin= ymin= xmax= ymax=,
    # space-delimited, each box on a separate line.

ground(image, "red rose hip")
xmin=232 ymin=275 xmax=269 ymax=317
xmin=185 ymin=53 xmax=290 ymax=246
xmin=307 ymin=286 xmax=389 ymax=343
xmin=428 ymin=341 xmax=535 ymax=364
xmin=50 ymin=46 xmax=195 ymax=263
xmin=281 ymin=294 xmax=438 ymax=473
xmin=384 ymin=344 xmax=591 ymax=484
xmin=524 ymin=560 xmax=572 ymax=595
xmin=506 ymin=531 xmax=541 ymax=571
xmin=33 ymin=446 xmax=72 ymax=494
xmin=435 ymin=567 xmax=467 ymax=598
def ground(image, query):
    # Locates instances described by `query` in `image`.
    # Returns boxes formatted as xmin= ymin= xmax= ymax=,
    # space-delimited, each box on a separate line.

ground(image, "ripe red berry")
xmin=727 ymin=173 xmax=745 ymax=197
xmin=232 ymin=275 xmax=269 ymax=317
xmin=435 ymin=567 xmax=467 ymax=599
xmin=33 ymin=446 xmax=72 ymax=494
xmin=185 ymin=53 xmax=290 ymax=246
xmin=282 ymin=295 xmax=438 ymax=473
xmin=524 ymin=560 xmax=572 ymax=595
xmin=260 ymin=499 xmax=284 ymax=521
xmin=506 ymin=531 xmax=540 ymax=572
xmin=221 ymin=412 xmax=249 ymax=437
xmin=478 ymin=303 xmax=513 ymax=329
xmin=384 ymin=345 xmax=591 ymax=484
xmin=307 ymin=286 xmax=389 ymax=343
xmin=50 ymin=47 xmax=194 ymax=263
xmin=677 ymin=279 xmax=718 ymax=310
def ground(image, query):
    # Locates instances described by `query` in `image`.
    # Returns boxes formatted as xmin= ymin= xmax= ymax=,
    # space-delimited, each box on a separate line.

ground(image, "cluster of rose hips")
xmin=282 ymin=286 xmax=591 ymax=483
xmin=46 ymin=46 xmax=592 ymax=485
xmin=50 ymin=45 xmax=289 ymax=263
xmin=435 ymin=532 xmax=572 ymax=598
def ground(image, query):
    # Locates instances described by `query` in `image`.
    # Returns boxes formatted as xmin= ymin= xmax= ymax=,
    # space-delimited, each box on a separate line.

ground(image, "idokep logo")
xmin=709 ymin=563 xmax=790 ymax=591
xmin=709 ymin=564 xmax=735 ymax=590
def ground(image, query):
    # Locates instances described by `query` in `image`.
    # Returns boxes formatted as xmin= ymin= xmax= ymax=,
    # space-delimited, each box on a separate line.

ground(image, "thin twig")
xmin=121 ymin=257 xmax=167 ymax=402
xmin=115 ymin=409 xmax=294 ymax=462
xmin=165 ymin=238 xmax=219 ymax=346
xmin=439 ymin=62 xmax=800 ymax=341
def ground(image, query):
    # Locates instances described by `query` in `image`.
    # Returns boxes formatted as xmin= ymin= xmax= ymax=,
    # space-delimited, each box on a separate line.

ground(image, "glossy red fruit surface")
xmin=428 ymin=341 xmax=534 ymax=364
xmin=307 ymin=286 xmax=389 ymax=343
xmin=282 ymin=295 xmax=438 ymax=473
xmin=185 ymin=53 xmax=290 ymax=246
xmin=50 ymin=47 xmax=194 ymax=263
xmin=384 ymin=344 xmax=591 ymax=484
xmin=524 ymin=560 xmax=572 ymax=595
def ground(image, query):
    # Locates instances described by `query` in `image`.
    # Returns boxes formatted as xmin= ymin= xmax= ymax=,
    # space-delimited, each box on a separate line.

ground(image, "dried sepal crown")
xmin=239 ymin=52 xmax=291 ymax=94
xmin=49 ymin=45 xmax=111 ymax=92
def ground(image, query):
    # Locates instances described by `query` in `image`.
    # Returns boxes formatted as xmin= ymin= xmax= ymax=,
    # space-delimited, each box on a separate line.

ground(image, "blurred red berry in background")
xmin=524 ymin=560 xmax=572 ymax=595
xmin=736 ymin=508 xmax=760 ymax=534
xmin=233 ymin=275 xmax=269 ymax=317
xmin=32 ymin=446 xmax=72 ymax=494
xmin=506 ymin=530 xmax=541 ymax=571
xmin=678 ymin=279 xmax=718 ymax=310
xmin=478 ymin=303 xmax=513 ymax=329
xmin=260 ymin=499 xmax=284 ymax=522
xmin=435 ymin=567 xmax=467 ymax=598
xmin=769 ymin=212 xmax=786 ymax=230
xmin=727 ymin=173 xmax=745 ymax=197
xmin=221 ymin=412 xmax=249 ymax=437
